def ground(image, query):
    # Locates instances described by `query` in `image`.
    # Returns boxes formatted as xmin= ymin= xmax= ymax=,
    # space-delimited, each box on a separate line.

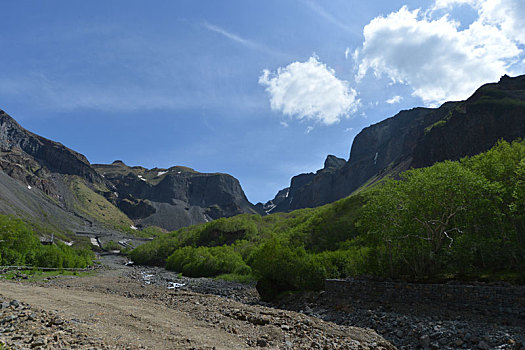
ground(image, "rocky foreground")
xmin=1 ymin=259 xmax=523 ymax=349
xmin=0 ymin=298 xmax=108 ymax=349
xmin=0 ymin=263 xmax=393 ymax=350
xmin=129 ymin=265 xmax=525 ymax=350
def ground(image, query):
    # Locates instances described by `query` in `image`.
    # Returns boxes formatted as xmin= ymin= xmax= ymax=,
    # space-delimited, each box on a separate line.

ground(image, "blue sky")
xmin=1 ymin=0 xmax=524 ymax=203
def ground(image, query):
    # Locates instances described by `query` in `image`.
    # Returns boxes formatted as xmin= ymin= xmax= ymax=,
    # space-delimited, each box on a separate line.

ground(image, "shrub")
xmin=166 ymin=245 xmax=251 ymax=277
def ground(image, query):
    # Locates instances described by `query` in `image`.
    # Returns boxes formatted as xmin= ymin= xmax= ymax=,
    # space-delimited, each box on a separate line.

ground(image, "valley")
xmin=1 ymin=74 xmax=524 ymax=349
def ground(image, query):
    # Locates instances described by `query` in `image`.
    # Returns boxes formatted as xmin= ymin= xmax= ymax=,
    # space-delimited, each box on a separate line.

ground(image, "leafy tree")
xmin=359 ymin=161 xmax=497 ymax=277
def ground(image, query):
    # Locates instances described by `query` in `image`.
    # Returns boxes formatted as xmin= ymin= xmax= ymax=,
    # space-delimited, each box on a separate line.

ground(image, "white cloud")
xmin=344 ymin=127 xmax=354 ymax=132
xmin=477 ymin=0 xmax=525 ymax=45
xmin=305 ymin=126 xmax=314 ymax=134
xmin=259 ymin=56 xmax=359 ymax=125
xmin=356 ymin=2 xmax=524 ymax=106
xmin=202 ymin=22 xmax=285 ymax=57
xmin=432 ymin=0 xmax=477 ymax=9
xmin=280 ymin=121 xmax=289 ymax=127
xmin=344 ymin=47 xmax=351 ymax=59
xmin=386 ymin=95 xmax=403 ymax=104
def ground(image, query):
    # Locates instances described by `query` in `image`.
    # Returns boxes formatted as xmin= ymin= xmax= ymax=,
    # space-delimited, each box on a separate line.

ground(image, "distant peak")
xmin=324 ymin=155 xmax=346 ymax=170
xmin=112 ymin=160 xmax=126 ymax=165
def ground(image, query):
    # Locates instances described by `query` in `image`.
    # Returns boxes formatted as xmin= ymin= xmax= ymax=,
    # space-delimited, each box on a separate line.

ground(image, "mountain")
xmin=0 ymin=109 xmax=260 ymax=234
xmin=255 ymin=155 xmax=346 ymax=214
xmin=93 ymin=161 xmax=261 ymax=231
xmin=269 ymin=74 xmax=525 ymax=211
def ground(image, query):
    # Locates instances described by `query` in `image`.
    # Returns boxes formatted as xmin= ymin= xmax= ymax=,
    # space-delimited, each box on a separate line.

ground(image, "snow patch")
xmin=27 ymin=185 xmax=32 ymax=189
xmin=265 ymin=204 xmax=276 ymax=214
xmin=138 ymin=175 xmax=147 ymax=182
xmin=90 ymin=237 xmax=100 ymax=247
xmin=130 ymin=225 xmax=138 ymax=230
xmin=157 ymin=171 xmax=168 ymax=177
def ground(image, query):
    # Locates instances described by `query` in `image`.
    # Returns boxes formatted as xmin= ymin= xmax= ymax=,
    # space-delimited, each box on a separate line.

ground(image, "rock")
xmin=31 ymin=338 xmax=46 ymax=348
xmin=256 ymin=338 xmax=268 ymax=347
xmin=478 ymin=340 xmax=491 ymax=350
xmin=9 ymin=300 xmax=20 ymax=308
xmin=420 ymin=335 xmax=431 ymax=348
xmin=0 ymin=315 xmax=18 ymax=324
xmin=93 ymin=161 xmax=262 ymax=230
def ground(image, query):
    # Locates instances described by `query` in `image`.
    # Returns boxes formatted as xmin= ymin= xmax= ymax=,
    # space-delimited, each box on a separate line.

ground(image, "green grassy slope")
xmin=68 ymin=176 xmax=134 ymax=230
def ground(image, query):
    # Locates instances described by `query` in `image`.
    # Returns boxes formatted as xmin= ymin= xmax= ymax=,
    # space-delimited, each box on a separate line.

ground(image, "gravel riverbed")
xmin=130 ymin=263 xmax=524 ymax=350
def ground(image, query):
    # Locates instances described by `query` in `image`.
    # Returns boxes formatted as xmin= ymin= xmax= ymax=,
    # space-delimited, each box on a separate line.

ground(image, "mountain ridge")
xmin=0 ymin=109 xmax=261 ymax=234
xmin=266 ymin=74 xmax=525 ymax=211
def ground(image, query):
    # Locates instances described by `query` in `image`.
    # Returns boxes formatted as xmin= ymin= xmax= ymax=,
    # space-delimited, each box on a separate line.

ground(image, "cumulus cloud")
xmin=386 ymin=95 xmax=403 ymax=104
xmin=356 ymin=1 xmax=524 ymax=106
xmin=477 ymin=0 xmax=525 ymax=45
xmin=259 ymin=56 xmax=359 ymax=125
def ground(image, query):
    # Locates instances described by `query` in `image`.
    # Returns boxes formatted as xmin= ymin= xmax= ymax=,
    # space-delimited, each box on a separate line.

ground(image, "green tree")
xmin=359 ymin=161 xmax=497 ymax=277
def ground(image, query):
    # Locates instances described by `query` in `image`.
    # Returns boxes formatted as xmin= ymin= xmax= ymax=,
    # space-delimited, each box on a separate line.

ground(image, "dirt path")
xmin=0 ymin=281 xmax=246 ymax=349
xmin=0 ymin=267 xmax=394 ymax=349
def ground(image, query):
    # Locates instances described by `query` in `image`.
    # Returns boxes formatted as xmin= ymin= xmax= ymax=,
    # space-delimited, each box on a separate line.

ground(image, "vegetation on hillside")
xmin=68 ymin=176 xmax=134 ymax=230
xmin=0 ymin=215 xmax=93 ymax=268
xmin=131 ymin=140 xmax=525 ymax=299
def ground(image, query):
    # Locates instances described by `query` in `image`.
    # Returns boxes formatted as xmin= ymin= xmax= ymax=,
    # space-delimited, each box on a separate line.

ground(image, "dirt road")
xmin=0 ymin=266 xmax=393 ymax=349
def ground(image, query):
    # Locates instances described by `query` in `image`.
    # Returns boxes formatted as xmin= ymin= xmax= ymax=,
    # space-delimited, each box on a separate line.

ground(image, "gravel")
xmin=0 ymin=298 xmax=112 ymax=349
xmin=125 ymin=261 xmax=525 ymax=349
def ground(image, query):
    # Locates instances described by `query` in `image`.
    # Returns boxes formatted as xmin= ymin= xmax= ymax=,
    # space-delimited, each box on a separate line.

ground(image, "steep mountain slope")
xmin=256 ymin=155 xmax=346 ymax=214
xmin=270 ymin=74 xmax=525 ymax=211
xmin=93 ymin=161 xmax=262 ymax=231
xmin=0 ymin=109 xmax=261 ymax=233
xmin=0 ymin=109 xmax=122 ymax=234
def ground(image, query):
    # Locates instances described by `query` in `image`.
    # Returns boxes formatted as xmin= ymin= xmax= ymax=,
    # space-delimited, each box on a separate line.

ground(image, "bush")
xmin=166 ymin=245 xmax=251 ymax=278
xmin=0 ymin=215 xmax=93 ymax=268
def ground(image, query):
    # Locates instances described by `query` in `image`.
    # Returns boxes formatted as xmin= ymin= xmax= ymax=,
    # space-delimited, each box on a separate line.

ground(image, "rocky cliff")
xmin=0 ymin=109 xmax=261 ymax=233
xmin=269 ymin=74 xmax=525 ymax=211
xmin=93 ymin=161 xmax=262 ymax=231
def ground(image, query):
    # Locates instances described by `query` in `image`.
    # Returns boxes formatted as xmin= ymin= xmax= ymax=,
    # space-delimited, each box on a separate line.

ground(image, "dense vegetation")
xmin=0 ymin=215 xmax=94 ymax=268
xmin=131 ymin=140 xmax=525 ymax=299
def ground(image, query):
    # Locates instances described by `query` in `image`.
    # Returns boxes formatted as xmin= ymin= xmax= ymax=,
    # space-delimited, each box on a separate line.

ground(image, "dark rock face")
xmin=270 ymin=74 xmax=525 ymax=211
xmin=260 ymin=155 xmax=347 ymax=213
xmin=0 ymin=109 xmax=113 ymax=231
xmin=412 ymin=75 xmax=525 ymax=167
xmin=0 ymin=109 xmax=260 ymax=232
xmin=0 ymin=110 xmax=102 ymax=185
xmin=93 ymin=162 xmax=261 ymax=231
